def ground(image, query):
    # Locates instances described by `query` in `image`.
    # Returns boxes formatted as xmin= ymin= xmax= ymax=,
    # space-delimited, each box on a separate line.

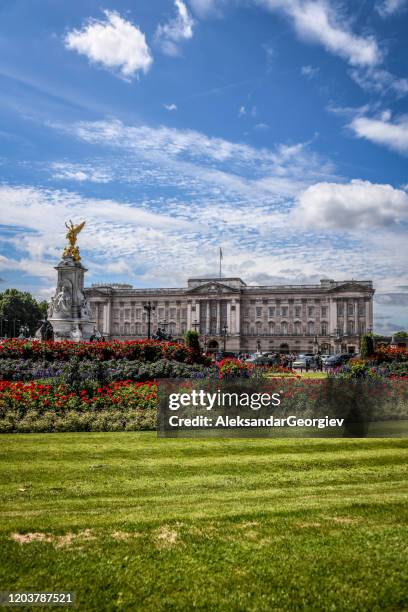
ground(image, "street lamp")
xmin=143 ymin=302 xmax=155 ymax=340
xmin=313 ymin=334 xmax=320 ymax=355
xmin=192 ymin=319 xmax=200 ymax=333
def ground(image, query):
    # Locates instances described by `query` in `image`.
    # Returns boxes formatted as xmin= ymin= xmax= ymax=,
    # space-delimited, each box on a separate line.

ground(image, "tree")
xmin=184 ymin=330 xmax=201 ymax=357
xmin=394 ymin=331 xmax=408 ymax=339
xmin=360 ymin=333 xmax=375 ymax=359
xmin=0 ymin=289 xmax=48 ymax=337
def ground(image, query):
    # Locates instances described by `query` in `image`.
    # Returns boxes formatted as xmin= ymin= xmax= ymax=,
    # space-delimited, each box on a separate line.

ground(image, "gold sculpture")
xmin=62 ymin=220 xmax=86 ymax=262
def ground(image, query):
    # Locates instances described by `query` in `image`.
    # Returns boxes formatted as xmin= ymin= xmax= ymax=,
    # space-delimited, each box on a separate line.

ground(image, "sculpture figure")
xmin=62 ymin=220 xmax=86 ymax=262
xmin=54 ymin=285 xmax=72 ymax=314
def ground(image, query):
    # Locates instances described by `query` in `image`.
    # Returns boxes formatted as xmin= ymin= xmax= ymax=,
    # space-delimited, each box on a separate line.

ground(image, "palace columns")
xmin=216 ymin=301 xmax=221 ymax=335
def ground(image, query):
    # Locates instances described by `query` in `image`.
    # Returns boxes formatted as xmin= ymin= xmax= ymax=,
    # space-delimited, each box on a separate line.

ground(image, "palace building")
xmin=85 ymin=276 xmax=374 ymax=355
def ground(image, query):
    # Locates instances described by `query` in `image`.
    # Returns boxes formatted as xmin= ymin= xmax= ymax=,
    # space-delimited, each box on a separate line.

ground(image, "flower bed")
xmin=0 ymin=357 xmax=215 ymax=382
xmin=0 ymin=380 xmax=157 ymax=433
xmin=0 ymin=339 xmax=196 ymax=363
xmin=218 ymin=358 xmax=253 ymax=379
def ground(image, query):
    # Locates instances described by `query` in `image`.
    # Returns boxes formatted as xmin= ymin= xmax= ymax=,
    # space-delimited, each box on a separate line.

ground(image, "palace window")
xmin=308 ymin=321 xmax=315 ymax=335
xmin=337 ymin=303 xmax=344 ymax=316
xmin=308 ymin=306 xmax=314 ymax=317
xmin=113 ymin=309 xmax=119 ymax=321
xmin=295 ymin=306 xmax=301 ymax=318
xmin=321 ymin=306 xmax=328 ymax=317
xmin=348 ymin=321 xmax=355 ymax=335
xmin=348 ymin=303 xmax=354 ymax=316
xmin=169 ymin=308 xmax=176 ymax=319
xmin=135 ymin=308 xmax=142 ymax=319
xmin=124 ymin=322 xmax=130 ymax=335
xmin=321 ymin=321 xmax=328 ymax=335
xmin=256 ymin=321 xmax=262 ymax=335
xmin=294 ymin=321 xmax=301 ymax=335
xmin=359 ymin=321 xmax=365 ymax=334
xmin=268 ymin=306 xmax=275 ymax=317
xmin=157 ymin=308 xmax=164 ymax=319
xmin=281 ymin=306 xmax=288 ymax=317
xmin=256 ymin=307 xmax=262 ymax=318
xmin=268 ymin=322 xmax=275 ymax=334
xmin=124 ymin=309 xmax=130 ymax=320
xmin=281 ymin=321 xmax=288 ymax=335
xmin=358 ymin=302 xmax=364 ymax=316
xmin=135 ymin=323 xmax=141 ymax=335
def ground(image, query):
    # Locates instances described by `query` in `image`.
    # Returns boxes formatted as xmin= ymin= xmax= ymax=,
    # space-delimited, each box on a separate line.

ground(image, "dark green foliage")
xmin=0 ymin=357 xmax=215 ymax=382
xmin=360 ymin=333 xmax=375 ymax=358
xmin=0 ymin=289 xmax=47 ymax=337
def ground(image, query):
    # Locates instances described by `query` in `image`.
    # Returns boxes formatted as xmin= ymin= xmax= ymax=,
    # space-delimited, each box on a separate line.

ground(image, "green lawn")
xmin=0 ymin=433 xmax=407 ymax=611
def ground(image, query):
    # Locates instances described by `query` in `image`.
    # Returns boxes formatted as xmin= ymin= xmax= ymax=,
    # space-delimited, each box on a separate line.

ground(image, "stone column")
xmin=227 ymin=301 xmax=231 ymax=333
xmin=235 ymin=300 xmax=241 ymax=335
xmin=187 ymin=302 xmax=192 ymax=330
xmin=195 ymin=301 xmax=200 ymax=332
xmin=216 ymin=301 xmax=221 ymax=335
xmin=329 ymin=298 xmax=337 ymax=335
xmin=354 ymin=299 xmax=358 ymax=336
xmin=368 ymin=297 xmax=373 ymax=331
xmin=206 ymin=301 xmax=210 ymax=334
xmin=343 ymin=301 xmax=348 ymax=336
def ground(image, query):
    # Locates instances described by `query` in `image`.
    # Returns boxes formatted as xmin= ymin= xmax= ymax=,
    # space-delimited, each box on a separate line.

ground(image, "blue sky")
xmin=0 ymin=0 xmax=407 ymax=332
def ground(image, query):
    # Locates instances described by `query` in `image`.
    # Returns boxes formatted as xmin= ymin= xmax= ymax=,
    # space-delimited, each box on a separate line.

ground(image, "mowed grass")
xmin=0 ymin=434 xmax=407 ymax=611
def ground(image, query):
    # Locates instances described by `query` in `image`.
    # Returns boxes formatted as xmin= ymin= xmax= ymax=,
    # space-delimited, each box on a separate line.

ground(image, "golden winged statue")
xmin=62 ymin=220 xmax=86 ymax=262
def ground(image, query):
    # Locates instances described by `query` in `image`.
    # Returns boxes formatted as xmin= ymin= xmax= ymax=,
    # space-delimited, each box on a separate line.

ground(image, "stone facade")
xmin=85 ymin=277 xmax=374 ymax=354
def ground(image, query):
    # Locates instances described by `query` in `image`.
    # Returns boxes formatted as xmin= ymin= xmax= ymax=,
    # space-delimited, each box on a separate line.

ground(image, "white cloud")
xmin=188 ymin=0 xmax=226 ymax=17
xmin=57 ymin=118 xmax=336 ymax=196
xmin=301 ymin=64 xmax=319 ymax=78
xmin=293 ymin=179 xmax=408 ymax=229
xmin=350 ymin=67 xmax=408 ymax=97
xmin=376 ymin=0 xmax=406 ymax=17
xmin=238 ymin=105 xmax=246 ymax=116
xmin=258 ymin=0 xmax=381 ymax=67
xmin=350 ymin=114 xmax=408 ymax=155
xmin=64 ymin=10 xmax=153 ymax=79
xmin=155 ymin=0 xmax=194 ymax=56
xmin=164 ymin=103 xmax=178 ymax=111
xmin=51 ymin=162 xmax=112 ymax=183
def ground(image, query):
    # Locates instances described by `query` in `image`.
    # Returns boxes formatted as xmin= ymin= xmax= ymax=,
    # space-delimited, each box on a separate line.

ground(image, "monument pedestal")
xmin=48 ymin=256 xmax=95 ymax=341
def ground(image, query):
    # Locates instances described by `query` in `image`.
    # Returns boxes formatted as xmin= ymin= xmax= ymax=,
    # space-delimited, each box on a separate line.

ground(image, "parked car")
xmin=324 ymin=355 xmax=343 ymax=367
xmin=292 ymin=355 xmax=308 ymax=369
xmin=245 ymin=354 xmax=277 ymax=366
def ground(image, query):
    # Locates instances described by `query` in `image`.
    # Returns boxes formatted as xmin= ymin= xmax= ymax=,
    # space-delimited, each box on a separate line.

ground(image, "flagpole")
xmin=219 ymin=247 xmax=222 ymax=279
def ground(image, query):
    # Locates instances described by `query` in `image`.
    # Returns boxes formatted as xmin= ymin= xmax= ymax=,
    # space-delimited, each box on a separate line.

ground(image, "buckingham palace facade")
xmin=85 ymin=276 xmax=374 ymax=355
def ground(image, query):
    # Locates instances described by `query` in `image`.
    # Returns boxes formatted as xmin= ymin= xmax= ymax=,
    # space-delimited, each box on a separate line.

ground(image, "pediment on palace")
xmin=328 ymin=282 xmax=371 ymax=294
xmin=186 ymin=281 xmax=240 ymax=295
